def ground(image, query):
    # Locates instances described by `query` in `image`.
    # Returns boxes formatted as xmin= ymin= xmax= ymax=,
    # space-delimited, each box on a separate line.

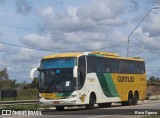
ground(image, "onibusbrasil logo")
xmin=1 ymin=110 xmax=42 ymax=116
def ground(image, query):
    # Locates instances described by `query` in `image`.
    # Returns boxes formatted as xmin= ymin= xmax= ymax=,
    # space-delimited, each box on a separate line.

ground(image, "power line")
xmin=0 ymin=41 xmax=127 ymax=52
xmin=89 ymin=41 xmax=127 ymax=51
xmin=0 ymin=23 xmax=121 ymax=42
xmin=0 ymin=41 xmax=54 ymax=52
xmin=130 ymin=41 xmax=160 ymax=57
xmin=0 ymin=23 xmax=47 ymax=34
xmin=0 ymin=23 xmax=125 ymax=43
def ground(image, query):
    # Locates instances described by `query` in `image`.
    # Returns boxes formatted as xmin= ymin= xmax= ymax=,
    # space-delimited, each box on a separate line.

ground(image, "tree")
xmin=0 ymin=79 xmax=17 ymax=90
xmin=30 ymin=77 xmax=38 ymax=88
xmin=150 ymin=76 xmax=155 ymax=84
xmin=0 ymin=68 xmax=9 ymax=80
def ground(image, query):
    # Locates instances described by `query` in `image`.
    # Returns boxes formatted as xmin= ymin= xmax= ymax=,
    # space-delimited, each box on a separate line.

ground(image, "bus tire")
xmin=133 ymin=91 xmax=139 ymax=105
xmin=121 ymin=91 xmax=133 ymax=106
xmin=85 ymin=93 xmax=96 ymax=110
xmin=55 ymin=106 xmax=64 ymax=111
xmin=98 ymin=103 xmax=111 ymax=108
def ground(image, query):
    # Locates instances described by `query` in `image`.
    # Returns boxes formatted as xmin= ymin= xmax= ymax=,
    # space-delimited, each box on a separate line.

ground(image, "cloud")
xmin=12 ymin=48 xmax=39 ymax=62
xmin=20 ymin=28 xmax=127 ymax=53
xmin=77 ymin=0 xmax=125 ymax=21
xmin=150 ymin=0 xmax=160 ymax=4
xmin=128 ymin=0 xmax=140 ymax=12
xmin=0 ymin=48 xmax=38 ymax=65
xmin=0 ymin=44 xmax=5 ymax=52
xmin=39 ymin=0 xmax=127 ymax=33
xmin=0 ymin=47 xmax=42 ymax=82
xmin=142 ymin=11 xmax=160 ymax=37
xmin=63 ymin=30 xmax=127 ymax=51
xmin=0 ymin=31 xmax=3 ymax=37
xmin=21 ymin=33 xmax=68 ymax=51
xmin=0 ymin=0 xmax=4 ymax=6
xmin=15 ymin=0 xmax=31 ymax=15
xmin=138 ymin=34 xmax=160 ymax=50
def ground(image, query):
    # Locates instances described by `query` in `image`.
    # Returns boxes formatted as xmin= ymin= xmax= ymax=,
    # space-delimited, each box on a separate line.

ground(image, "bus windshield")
xmin=39 ymin=58 xmax=76 ymax=93
xmin=40 ymin=58 xmax=76 ymax=69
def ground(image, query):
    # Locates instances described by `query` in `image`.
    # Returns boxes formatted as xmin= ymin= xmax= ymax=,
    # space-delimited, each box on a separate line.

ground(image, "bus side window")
xmin=105 ymin=64 xmax=110 ymax=72
xmin=106 ymin=67 xmax=110 ymax=72
xmin=136 ymin=62 xmax=145 ymax=74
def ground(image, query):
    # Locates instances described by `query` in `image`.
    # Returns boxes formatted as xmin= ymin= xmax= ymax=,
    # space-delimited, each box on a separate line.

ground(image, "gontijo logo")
xmin=79 ymin=94 xmax=86 ymax=102
xmin=118 ymin=76 xmax=134 ymax=82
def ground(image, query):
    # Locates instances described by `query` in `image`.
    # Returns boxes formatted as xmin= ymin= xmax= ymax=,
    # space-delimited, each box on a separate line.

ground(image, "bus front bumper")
xmin=39 ymin=97 xmax=77 ymax=106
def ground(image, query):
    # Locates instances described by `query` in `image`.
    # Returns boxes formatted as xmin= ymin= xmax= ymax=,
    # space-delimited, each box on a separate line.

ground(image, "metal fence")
xmin=1 ymin=90 xmax=17 ymax=100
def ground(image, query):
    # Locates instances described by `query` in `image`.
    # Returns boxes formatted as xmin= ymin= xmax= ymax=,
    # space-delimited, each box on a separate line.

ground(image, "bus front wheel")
xmin=85 ymin=93 xmax=96 ymax=109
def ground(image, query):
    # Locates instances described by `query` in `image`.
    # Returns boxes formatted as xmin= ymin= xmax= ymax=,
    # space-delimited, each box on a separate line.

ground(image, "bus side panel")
xmin=111 ymin=74 xmax=147 ymax=101
xmin=76 ymin=73 xmax=146 ymax=104
xmin=76 ymin=73 xmax=122 ymax=104
xmin=84 ymin=73 xmax=121 ymax=103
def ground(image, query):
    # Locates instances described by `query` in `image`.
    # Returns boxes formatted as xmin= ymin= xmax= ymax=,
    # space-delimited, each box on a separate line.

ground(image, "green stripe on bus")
xmin=88 ymin=54 xmax=104 ymax=57
xmin=96 ymin=73 xmax=119 ymax=97
xmin=103 ymin=73 xmax=119 ymax=97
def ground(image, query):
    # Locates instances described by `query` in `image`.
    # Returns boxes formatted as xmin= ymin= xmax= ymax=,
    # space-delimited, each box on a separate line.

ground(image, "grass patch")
xmin=0 ymin=89 xmax=38 ymax=101
xmin=0 ymin=104 xmax=41 ymax=110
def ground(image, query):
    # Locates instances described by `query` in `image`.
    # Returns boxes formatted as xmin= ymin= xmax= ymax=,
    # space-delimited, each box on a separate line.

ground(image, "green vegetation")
xmin=147 ymin=77 xmax=160 ymax=96
xmin=0 ymin=89 xmax=38 ymax=101
xmin=0 ymin=68 xmax=9 ymax=80
xmin=0 ymin=68 xmax=39 ymax=101
xmin=0 ymin=104 xmax=40 ymax=110
xmin=16 ymin=89 xmax=38 ymax=100
xmin=148 ymin=76 xmax=160 ymax=85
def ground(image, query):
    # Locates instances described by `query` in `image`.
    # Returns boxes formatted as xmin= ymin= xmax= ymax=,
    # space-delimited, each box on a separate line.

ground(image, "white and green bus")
xmin=30 ymin=52 xmax=147 ymax=110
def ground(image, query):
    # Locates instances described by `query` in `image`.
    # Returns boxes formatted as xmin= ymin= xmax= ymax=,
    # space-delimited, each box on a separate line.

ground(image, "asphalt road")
xmin=41 ymin=100 xmax=160 ymax=115
xmin=1 ymin=100 xmax=160 ymax=118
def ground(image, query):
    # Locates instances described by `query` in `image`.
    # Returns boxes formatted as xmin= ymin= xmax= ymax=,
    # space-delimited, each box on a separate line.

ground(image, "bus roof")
xmin=43 ymin=52 xmax=83 ymax=59
xmin=89 ymin=52 xmax=144 ymax=61
xmin=42 ymin=52 xmax=144 ymax=61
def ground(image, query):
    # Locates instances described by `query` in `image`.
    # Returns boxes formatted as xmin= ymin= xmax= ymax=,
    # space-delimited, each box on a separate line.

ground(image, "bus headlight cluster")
xmin=66 ymin=95 xmax=77 ymax=99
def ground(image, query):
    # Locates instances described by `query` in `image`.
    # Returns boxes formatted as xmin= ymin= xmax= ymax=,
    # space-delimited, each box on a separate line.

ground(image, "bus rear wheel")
xmin=98 ymin=103 xmax=111 ymax=108
xmin=121 ymin=91 xmax=133 ymax=106
xmin=85 ymin=93 xmax=96 ymax=110
xmin=55 ymin=106 xmax=64 ymax=111
xmin=133 ymin=92 xmax=139 ymax=105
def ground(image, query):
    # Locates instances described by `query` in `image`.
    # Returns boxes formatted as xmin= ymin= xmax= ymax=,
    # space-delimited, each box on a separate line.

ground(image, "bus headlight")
xmin=39 ymin=93 xmax=44 ymax=99
xmin=66 ymin=95 xmax=77 ymax=99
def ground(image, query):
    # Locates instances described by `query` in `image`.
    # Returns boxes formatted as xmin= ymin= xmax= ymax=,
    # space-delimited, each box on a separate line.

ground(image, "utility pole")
xmin=127 ymin=6 xmax=159 ymax=57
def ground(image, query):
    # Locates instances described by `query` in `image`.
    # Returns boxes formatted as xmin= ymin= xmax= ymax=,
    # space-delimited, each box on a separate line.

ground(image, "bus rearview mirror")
xmin=30 ymin=67 xmax=38 ymax=80
xmin=73 ymin=65 xmax=78 ymax=78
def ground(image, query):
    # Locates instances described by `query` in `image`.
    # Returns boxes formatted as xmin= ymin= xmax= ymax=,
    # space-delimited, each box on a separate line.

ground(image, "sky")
xmin=0 ymin=0 xmax=160 ymax=83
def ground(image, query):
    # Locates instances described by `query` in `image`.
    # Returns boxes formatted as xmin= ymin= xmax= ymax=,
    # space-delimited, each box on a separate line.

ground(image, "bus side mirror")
xmin=73 ymin=65 xmax=78 ymax=78
xmin=30 ymin=68 xmax=38 ymax=80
